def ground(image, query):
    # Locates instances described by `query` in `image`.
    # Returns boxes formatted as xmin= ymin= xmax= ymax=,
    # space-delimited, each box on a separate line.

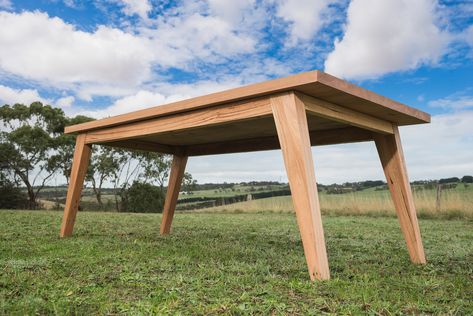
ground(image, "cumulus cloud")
xmin=429 ymin=95 xmax=473 ymax=110
xmin=0 ymin=84 xmax=47 ymax=105
xmin=400 ymin=111 xmax=473 ymax=179
xmin=207 ymin=0 xmax=255 ymax=26
xmin=463 ymin=25 xmax=473 ymax=56
xmin=145 ymin=13 xmax=256 ymax=67
xmin=62 ymin=0 xmax=77 ymax=8
xmin=0 ymin=9 xmax=258 ymax=100
xmin=0 ymin=11 xmax=154 ymax=87
xmin=324 ymin=0 xmax=450 ymax=79
xmin=71 ymin=90 xmax=166 ymax=119
xmin=116 ymin=0 xmax=151 ymax=19
xmin=275 ymin=0 xmax=336 ymax=45
xmin=74 ymin=78 xmax=241 ymax=119
xmin=56 ymin=96 xmax=75 ymax=108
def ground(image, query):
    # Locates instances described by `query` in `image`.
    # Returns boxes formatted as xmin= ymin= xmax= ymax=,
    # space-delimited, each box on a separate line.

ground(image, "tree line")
xmin=0 ymin=102 xmax=196 ymax=211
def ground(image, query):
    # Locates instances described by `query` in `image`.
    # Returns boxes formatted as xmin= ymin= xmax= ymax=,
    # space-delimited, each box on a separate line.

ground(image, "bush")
xmin=461 ymin=175 xmax=473 ymax=183
xmin=0 ymin=176 xmax=27 ymax=209
xmin=121 ymin=181 xmax=165 ymax=213
xmin=438 ymin=177 xmax=460 ymax=184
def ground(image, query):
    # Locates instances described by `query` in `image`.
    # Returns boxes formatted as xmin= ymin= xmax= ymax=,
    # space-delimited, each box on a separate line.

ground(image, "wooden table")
xmin=61 ymin=70 xmax=429 ymax=280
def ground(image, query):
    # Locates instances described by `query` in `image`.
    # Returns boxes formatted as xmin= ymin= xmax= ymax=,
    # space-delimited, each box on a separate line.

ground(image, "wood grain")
xmin=85 ymin=97 xmax=272 ymax=144
xmin=373 ymin=126 xmax=426 ymax=264
xmin=60 ymin=134 xmax=92 ymax=237
xmin=160 ymin=154 xmax=188 ymax=235
xmin=299 ymin=92 xmax=394 ymax=134
xmin=271 ymin=92 xmax=330 ymax=281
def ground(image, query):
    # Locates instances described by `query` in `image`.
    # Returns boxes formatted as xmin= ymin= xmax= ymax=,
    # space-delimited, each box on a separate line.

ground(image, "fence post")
xmin=436 ymin=183 xmax=442 ymax=212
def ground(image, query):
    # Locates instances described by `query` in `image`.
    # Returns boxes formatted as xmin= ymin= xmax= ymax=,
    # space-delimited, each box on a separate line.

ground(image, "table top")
xmin=66 ymin=70 xmax=430 ymax=135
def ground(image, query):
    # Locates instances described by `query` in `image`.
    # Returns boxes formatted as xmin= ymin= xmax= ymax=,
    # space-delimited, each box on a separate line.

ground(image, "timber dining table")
xmin=60 ymin=70 xmax=429 ymax=281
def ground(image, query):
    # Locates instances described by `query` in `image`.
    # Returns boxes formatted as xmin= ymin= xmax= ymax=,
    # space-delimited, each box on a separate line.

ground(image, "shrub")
xmin=121 ymin=181 xmax=165 ymax=213
xmin=439 ymin=177 xmax=460 ymax=184
xmin=0 ymin=176 xmax=27 ymax=209
xmin=461 ymin=175 xmax=473 ymax=183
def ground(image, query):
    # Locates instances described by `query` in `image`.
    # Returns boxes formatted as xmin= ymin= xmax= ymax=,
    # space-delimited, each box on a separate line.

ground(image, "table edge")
xmin=65 ymin=70 xmax=431 ymax=134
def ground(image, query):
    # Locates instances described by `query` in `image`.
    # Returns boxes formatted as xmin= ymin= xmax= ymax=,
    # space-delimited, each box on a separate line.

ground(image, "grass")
xmin=1 ymin=210 xmax=472 ymax=314
xmin=202 ymin=185 xmax=473 ymax=219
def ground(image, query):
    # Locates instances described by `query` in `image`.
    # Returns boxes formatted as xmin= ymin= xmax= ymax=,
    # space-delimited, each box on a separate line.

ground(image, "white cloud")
xmin=73 ymin=90 xmax=167 ymax=118
xmin=401 ymin=111 xmax=473 ymax=179
xmin=56 ymin=96 xmax=75 ymax=108
xmin=63 ymin=0 xmax=77 ymax=8
xmin=75 ymin=78 xmax=241 ymax=119
xmin=116 ymin=0 xmax=151 ymax=19
xmin=275 ymin=0 xmax=336 ymax=45
xmin=467 ymin=26 xmax=473 ymax=44
xmin=0 ymin=0 xmax=12 ymax=10
xmin=324 ymin=0 xmax=450 ymax=80
xmin=0 ymin=84 xmax=47 ymax=105
xmin=0 ymin=9 xmax=258 ymax=100
xmin=144 ymin=13 xmax=256 ymax=68
xmin=429 ymin=94 xmax=473 ymax=110
xmin=0 ymin=11 xmax=154 ymax=87
xmin=463 ymin=25 xmax=473 ymax=56
xmin=207 ymin=0 xmax=255 ymax=25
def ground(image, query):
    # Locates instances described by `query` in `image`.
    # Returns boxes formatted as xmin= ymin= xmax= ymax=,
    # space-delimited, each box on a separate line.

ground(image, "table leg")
xmin=373 ymin=126 xmax=426 ymax=264
xmin=271 ymin=92 xmax=330 ymax=281
xmin=60 ymin=134 xmax=92 ymax=237
xmin=160 ymin=154 xmax=188 ymax=235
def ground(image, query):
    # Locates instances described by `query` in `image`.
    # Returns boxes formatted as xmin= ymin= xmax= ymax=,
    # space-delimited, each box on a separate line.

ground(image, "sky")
xmin=0 ymin=0 xmax=472 ymax=184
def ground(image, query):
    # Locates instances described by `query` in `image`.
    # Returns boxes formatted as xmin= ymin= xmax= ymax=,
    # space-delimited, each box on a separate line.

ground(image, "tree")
xmin=107 ymin=151 xmax=173 ymax=211
xmin=120 ymin=181 xmax=165 ymax=213
xmin=0 ymin=102 xmax=66 ymax=209
xmin=139 ymin=152 xmax=171 ymax=192
xmin=86 ymin=146 xmax=123 ymax=209
xmin=51 ymin=115 xmax=95 ymax=185
xmin=111 ymin=149 xmax=143 ymax=211
xmin=438 ymin=177 xmax=460 ymax=184
xmin=461 ymin=175 xmax=473 ymax=183
xmin=182 ymin=172 xmax=197 ymax=193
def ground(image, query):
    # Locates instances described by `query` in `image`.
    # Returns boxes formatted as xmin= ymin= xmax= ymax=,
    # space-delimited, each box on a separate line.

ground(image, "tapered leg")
xmin=60 ymin=134 xmax=92 ymax=237
xmin=374 ymin=126 xmax=426 ymax=264
xmin=271 ymin=92 xmax=330 ymax=281
xmin=160 ymin=154 xmax=188 ymax=235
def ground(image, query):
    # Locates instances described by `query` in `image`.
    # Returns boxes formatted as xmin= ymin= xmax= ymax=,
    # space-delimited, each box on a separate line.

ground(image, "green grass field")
xmin=1 ymin=210 xmax=472 ymax=314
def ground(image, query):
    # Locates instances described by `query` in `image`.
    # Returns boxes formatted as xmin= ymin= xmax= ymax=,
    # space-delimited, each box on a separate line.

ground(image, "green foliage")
xmin=0 ymin=102 xmax=185 ymax=212
xmin=86 ymin=146 xmax=124 ymax=209
xmin=0 ymin=103 xmax=95 ymax=209
xmin=461 ymin=175 xmax=473 ymax=183
xmin=0 ymin=172 xmax=27 ymax=209
xmin=0 ymin=102 xmax=68 ymax=208
xmin=182 ymin=172 xmax=197 ymax=192
xmin=138 ymin=152 xmax=171 ymax=189
xmin=51 ymin=115 xmax=95 ymax=183
xmin=120 ymin=181 xmax=165 ymax=213
xmin=439 ymin=177 xmax=461 ymax=184
xmin=0 ymin=211 xmax=472 ymax=314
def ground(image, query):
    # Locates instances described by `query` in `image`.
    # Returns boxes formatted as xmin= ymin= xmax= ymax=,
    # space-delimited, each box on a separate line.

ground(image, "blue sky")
xmin=0 ymin=0 xmax=472 ymax=184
